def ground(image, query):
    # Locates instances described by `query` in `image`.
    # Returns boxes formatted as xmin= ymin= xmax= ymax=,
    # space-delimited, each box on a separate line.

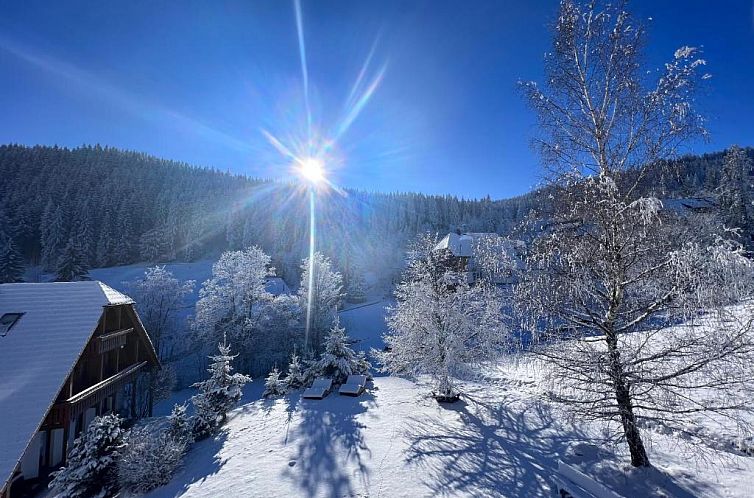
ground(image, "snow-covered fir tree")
xmin=48 ymin=414 xmax=125 ymax=498
xmin=167 ymin=403 xmax=193 ymax=444
xmin=285 ymin=351 xmax=306 ymax=390
xmin=380 ymin=239 xmax=507 ymax=398
xmin=191 ymin=341 xmax=251 ymax=437
xmin=54 ymin=238 xmax=90 ymax=282
xmin=263 ymin=367 xmax=287 ymax=397
xmin=346 ymin=267 xmax=367 ymax=303
xmin=298 ymin=251 xmax=344 ymax=350
xmin=0 ymin=233 xmax=24 ymax=283
xmin=41 ymin=203 xmax=66 ymax=271
xmin=309 ymin=318 xmax=371 ymax=385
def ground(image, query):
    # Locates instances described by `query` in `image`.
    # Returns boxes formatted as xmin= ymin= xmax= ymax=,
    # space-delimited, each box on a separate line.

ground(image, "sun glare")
xmin=299 ymin=157 xmax=325 ymax=184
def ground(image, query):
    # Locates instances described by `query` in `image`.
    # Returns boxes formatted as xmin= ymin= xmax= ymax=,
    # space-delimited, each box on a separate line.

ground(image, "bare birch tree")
xmin=517 ymin=0 xmax=754 ymax=467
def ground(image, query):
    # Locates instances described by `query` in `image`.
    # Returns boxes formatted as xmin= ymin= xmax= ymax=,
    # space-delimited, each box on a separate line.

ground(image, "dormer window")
xmin=0 ymin=313 xmax=23 ymax=337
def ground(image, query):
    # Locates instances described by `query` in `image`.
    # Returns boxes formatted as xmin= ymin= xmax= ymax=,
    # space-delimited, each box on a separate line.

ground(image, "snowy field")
xmin=146 ymin=361 xmax=754 ymax=498
xmin=37 ymin=262 xmax=754 ymax=497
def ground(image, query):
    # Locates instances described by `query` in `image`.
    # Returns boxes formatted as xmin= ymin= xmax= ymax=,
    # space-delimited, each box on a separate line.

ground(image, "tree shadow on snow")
xmin=282 ymin=393 xmax=376 ymax=498
xmin=404 ymin=392 xmax=708 ymax=497
xmin=404 ymin=394 xmax=574 ymax=496
xmin=148 ymin=430 xmax=229 ymax=497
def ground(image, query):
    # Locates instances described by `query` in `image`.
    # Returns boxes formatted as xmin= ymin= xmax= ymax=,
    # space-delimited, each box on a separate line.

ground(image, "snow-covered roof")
xmin=661 ymin=197 xmax=717 ymax=215
xmin=265 ymin=277 xmax=290 ymax=296
xmin=0 ymin=281 xmax=133 ymax=492
xmin=434 ymin=232 xmax=500 ymax=258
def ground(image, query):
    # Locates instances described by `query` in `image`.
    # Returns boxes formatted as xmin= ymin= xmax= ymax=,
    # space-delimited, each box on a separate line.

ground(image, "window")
xmin=0 ymin=313 xmax=23 ymax=337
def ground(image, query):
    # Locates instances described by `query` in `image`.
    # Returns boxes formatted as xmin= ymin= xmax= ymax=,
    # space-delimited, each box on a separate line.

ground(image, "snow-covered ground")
xmin=146 ymin=356 xmax=754 ymax=498
xmin=37 ymin=261 xmax=754 ymax=496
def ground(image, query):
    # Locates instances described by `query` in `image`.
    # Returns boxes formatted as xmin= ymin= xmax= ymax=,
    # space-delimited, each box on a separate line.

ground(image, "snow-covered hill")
xmin=145 ymin=362 xmax=753 ymax=497
xmin=35 ymin=262 xmax=753 ymax=497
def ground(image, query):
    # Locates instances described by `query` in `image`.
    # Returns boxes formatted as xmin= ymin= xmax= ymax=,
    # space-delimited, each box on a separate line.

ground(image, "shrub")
xmin=48 ymin=414 xmax=125 ymax=498
xmin=118 ymin=423 xmax=188 ymax=494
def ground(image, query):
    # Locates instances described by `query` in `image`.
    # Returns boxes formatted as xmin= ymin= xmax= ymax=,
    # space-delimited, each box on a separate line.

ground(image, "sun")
xmin=298 ymin=156 xmax=325 ymax=184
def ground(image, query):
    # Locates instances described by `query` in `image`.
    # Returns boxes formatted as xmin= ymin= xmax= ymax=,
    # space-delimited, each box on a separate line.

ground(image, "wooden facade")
xmin=3 ymin=303 xmax=158 ymax=498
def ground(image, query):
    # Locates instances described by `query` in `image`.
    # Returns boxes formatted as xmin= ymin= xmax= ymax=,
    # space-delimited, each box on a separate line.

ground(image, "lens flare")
xmin=263 ymin=0 xmax=386 ymax=351
xmin=298 ymin=157 xmax=325 ymax=184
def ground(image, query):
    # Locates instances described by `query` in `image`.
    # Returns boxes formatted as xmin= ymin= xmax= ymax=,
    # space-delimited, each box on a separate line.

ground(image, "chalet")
xmin=661 ymin=197 xmax=717 ymax=215
xmin=433 ymin=231 xmax=523 ymax=284
xmin=0 ymin=281 xmax=159 ymax=498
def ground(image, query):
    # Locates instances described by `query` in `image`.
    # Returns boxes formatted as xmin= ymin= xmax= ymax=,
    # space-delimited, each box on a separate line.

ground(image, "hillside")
xmin=3 ymin=145 xmax=752 ymax=278
xmin=0 ymin=144 xmax=538 ymax=282
xmin=140 ymin=306 xmax=754 ymax=498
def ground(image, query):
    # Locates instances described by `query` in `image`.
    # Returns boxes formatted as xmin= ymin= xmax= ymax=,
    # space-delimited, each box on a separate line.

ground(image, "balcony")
xmin=51 ymin=361 xmax=148 ymax=421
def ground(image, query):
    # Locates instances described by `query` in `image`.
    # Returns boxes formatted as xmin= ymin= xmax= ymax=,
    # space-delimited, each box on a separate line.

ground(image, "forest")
xmin=1 ymin=143 xmax=752 ymax=286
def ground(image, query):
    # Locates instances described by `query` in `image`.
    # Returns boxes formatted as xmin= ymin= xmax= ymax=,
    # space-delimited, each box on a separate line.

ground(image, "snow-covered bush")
xmin=284 ymin=352 xmax=306 ymax=390
xmin=118 ymin=422 xmax=188 ymax=494
xmin=48 ymin=414 xmax=125 ymax=498
xmin=263 ymin=367 xmax=287 ymax=397
xmin=307 ymin=318 xmax=371 ymax=385
xmin=191 ymin=341 xmax=251 ymax=438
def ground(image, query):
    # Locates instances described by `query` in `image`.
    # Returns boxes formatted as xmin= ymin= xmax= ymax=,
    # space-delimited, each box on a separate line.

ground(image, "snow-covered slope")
xmin=147 ymin=364 xmax=753 ymax=498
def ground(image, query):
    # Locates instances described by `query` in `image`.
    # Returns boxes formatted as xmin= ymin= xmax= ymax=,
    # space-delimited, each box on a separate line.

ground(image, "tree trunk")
xmin=606 ymin=333 xmax=650 ymax=467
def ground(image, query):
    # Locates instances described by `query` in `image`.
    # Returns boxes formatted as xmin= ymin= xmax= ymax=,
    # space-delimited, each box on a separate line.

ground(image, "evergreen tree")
xmin=263 ymin=367 xmax=286 ymax=397
xmin=718 ymin=145 xmax=754 ymax=244
xmin=41 ymin=204 xmax=66 ymax=271
xmin=0 ymin=233 xmax=24 ymax=283
xmin=191 ymin=341 xmax=251 ymax=437
xmin=55 ymin=238 xmax=90 ymax=282
xmin=166 ymin=403 xmax=193 ymax=444
xmin=48 ymin=414 xmax=125 ymax=498
xmin=285 ymin=352 xmax=306 ymax=389
xmin=346 ymin=268 xmax=367 ymax=303
xmin=309 ymin=318 xmax=370 ymax=385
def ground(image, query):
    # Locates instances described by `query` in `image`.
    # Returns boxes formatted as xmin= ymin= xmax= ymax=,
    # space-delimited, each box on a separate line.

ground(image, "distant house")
xmin=265 ymin=276 xmax=291 ymax=296
xmin=661 ymin=197 xmax=717 ymax=215
xmin=0 ymin=281 xmax=159 ymax=498
xmin=433 ymin=232 xmax=523 ymax=284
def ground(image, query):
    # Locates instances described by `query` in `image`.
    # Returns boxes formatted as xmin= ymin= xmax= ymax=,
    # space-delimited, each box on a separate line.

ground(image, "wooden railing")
xmin=97 ymin=328 xmax=132 ymax=354
xmin=64 ymin=361 xmax=148 ymax=418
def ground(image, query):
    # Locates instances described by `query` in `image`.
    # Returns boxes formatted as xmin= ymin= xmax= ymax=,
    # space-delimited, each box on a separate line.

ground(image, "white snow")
xmin=28 ymin=263 xmax=751 ymax=497
xmin=146 ymin=360 xmax=753 ymax=498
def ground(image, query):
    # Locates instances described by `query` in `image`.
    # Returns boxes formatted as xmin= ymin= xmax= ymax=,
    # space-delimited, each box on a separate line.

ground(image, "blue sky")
xmin=0 ymin=1 xmax=753 ymax=199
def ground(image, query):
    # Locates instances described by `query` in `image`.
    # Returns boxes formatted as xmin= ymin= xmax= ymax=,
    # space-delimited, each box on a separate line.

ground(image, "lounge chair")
xmin=339 ymin=375 xmax=368 ymax=396
xmin=302 ymin=378 xmax=333 ymax=399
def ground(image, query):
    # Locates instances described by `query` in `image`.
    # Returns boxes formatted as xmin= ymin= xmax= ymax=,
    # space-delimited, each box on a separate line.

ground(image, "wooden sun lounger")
xmin=302 ymin=377 xmax=333 ymax=399
xmin=339 ymin=375 xmax=368 ymax=396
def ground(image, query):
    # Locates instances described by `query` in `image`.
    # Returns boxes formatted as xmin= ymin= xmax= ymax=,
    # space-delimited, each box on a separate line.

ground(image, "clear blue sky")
xmin=1 ymin=1 xmax=753 ymax=199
